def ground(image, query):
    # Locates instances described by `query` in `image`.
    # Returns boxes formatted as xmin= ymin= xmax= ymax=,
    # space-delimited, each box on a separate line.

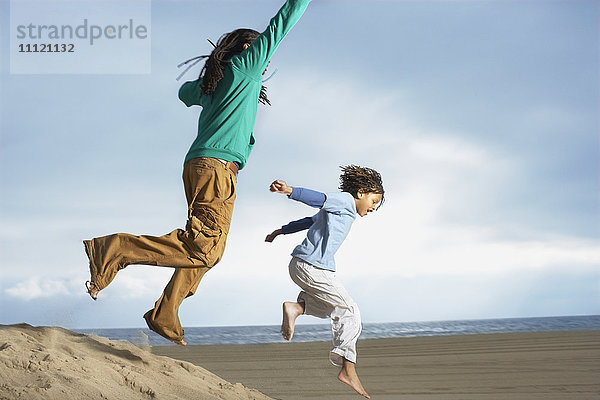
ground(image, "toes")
xmin=280 ymin=327 xmax=292 ymax=341
xmin=85 ymin=281 xmax=99 ymax=300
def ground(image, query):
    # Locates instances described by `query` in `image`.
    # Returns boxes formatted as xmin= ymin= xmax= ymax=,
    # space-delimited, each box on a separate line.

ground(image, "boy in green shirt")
xmin=84 ymin=0 xmax=313 ymax=346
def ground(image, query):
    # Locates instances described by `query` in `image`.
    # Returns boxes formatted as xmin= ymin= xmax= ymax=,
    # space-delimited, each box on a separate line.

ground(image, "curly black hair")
xmin=339 ymin=165 xmax=385 ymax=208
xmin=200 ymin=29 xmax=271 ymax=105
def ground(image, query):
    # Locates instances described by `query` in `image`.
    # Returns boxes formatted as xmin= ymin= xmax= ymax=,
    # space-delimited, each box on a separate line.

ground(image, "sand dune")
xmin=0 ymin=324 xmax=273 ymax=400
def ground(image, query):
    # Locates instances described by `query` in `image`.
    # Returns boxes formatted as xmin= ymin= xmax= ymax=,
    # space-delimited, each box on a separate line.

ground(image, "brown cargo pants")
xmin=83 ymin=157 xmax=236 ymax=342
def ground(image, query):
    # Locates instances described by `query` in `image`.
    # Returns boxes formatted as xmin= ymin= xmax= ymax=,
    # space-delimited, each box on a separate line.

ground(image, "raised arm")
xmin=289 ymin=187 xmax=325 ymax=208
xmin=231 ymin=0 xmax=312 ymax=77
xmin=266 ymin=179 xmax=323 ymax=243
xmin=269 ymin=180 xmax=325 ymax=208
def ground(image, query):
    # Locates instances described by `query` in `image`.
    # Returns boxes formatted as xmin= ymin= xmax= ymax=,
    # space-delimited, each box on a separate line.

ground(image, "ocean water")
xmin=75 ymin=315 xmax=600 ymax=347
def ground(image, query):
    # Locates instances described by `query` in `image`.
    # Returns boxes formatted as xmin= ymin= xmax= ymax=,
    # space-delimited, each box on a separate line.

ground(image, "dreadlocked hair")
xmin=200 ymin=28 xmax=271 ymax=106
xmin=339 ymin=165 xmax=385 ymax=209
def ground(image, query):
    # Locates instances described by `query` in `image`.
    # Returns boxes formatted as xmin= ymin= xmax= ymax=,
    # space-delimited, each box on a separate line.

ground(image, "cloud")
xmin=346 ymin=265 xmax=600 ymax=323
xmin=5 ymin=278 xmax=69 ymax=301
xmin=218 ymin=69 xmax=600 ymax=283
xmin=339 ymin=213 xmax=600 ymax=278
xmin=2 ymin=265 xmax=177 ymax=303
xmin=100 ymin=267 xmax=175 ymax=299
xmin=1 ymin=1 xmax=597 ymax=327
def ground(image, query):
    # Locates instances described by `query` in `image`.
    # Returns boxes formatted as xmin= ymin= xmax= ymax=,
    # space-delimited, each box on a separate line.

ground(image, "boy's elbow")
xmin=178 ymin=87 xmax=189 ymax=104
xmin=180 ymin=98 xmax=194 ymax=107
xmin=178 ymin=81 xmax=201 ymax=106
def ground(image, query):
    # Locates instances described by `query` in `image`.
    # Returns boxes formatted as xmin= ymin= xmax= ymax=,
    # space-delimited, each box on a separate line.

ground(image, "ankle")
xmin=284 ymin=301 xmax=305 ymax=316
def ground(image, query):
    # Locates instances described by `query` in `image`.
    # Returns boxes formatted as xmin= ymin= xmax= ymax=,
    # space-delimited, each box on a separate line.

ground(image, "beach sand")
xmin=0 ymin=323 xmax=273 ymax=400
xmin=152 ymin=330 xmax=600 ymax=400
xmin=1 ymin=324 xmax=597 ymax=400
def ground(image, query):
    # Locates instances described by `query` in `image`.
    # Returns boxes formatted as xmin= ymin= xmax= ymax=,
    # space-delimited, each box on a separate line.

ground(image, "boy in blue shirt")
xmin=266 ymin=165 xmax=385 ymax=399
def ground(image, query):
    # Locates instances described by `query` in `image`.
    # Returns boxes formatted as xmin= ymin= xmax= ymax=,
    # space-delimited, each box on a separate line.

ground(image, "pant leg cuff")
xmin=83 ymin=240 xmax=106 ymax=289
xmin=143 ymin=310 xmax=184 ymax=343
xmin=329 ymin=351 xmax=343 ymax=366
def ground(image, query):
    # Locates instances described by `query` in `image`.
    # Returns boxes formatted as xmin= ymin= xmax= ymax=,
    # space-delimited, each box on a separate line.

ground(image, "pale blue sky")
xmin=0 ymin=0 xmax=598 ymax=329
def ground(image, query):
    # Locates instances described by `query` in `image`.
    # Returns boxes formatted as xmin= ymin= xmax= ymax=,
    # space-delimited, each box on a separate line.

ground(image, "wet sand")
xmin=153 ymin=330 xmax=600 ymax=400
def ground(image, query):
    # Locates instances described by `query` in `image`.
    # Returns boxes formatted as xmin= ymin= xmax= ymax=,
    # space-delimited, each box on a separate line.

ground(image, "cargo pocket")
xmin=186 ymin=208 xmax=223 ymax=264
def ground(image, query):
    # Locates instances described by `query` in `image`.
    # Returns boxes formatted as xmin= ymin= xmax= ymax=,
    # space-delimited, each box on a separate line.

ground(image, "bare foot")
xmin=85 ymin=281 xmax=100 ymax=301
xmin=338 ymin=359 xmax=370 ymax=399
xmin=281 ymin=302 xmax=304 ymax=341
xmin=171 ymin=338 xmax=187 ymax=346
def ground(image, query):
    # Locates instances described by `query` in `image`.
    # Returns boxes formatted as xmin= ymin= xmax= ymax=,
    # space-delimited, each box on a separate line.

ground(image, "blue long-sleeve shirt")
xmin=281 ymin=187 xmax=357 ymax=271
xmin=280 ymin=187 xmax=325 ymax=233
xmin=281 ymin=216 xmax=314 ymax=234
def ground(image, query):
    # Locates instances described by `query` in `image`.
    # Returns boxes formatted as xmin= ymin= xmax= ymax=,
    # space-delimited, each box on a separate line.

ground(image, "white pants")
xmin=288 ymin=257 xmax=362 ymax=366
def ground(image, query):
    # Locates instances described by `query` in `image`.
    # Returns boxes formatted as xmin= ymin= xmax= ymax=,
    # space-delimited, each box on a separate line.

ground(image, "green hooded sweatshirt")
xmin=178 ymin=0 xmax=312 ymax=169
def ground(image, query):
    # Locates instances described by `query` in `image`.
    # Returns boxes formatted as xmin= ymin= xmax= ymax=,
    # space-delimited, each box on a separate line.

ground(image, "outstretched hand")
xmin=266 ymin=181 xmax=289 ymax=243
xmin=265 ymin=229 xmax=282 ymax=243
xmin=270 ymin=180 xmax=292 ymax=195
